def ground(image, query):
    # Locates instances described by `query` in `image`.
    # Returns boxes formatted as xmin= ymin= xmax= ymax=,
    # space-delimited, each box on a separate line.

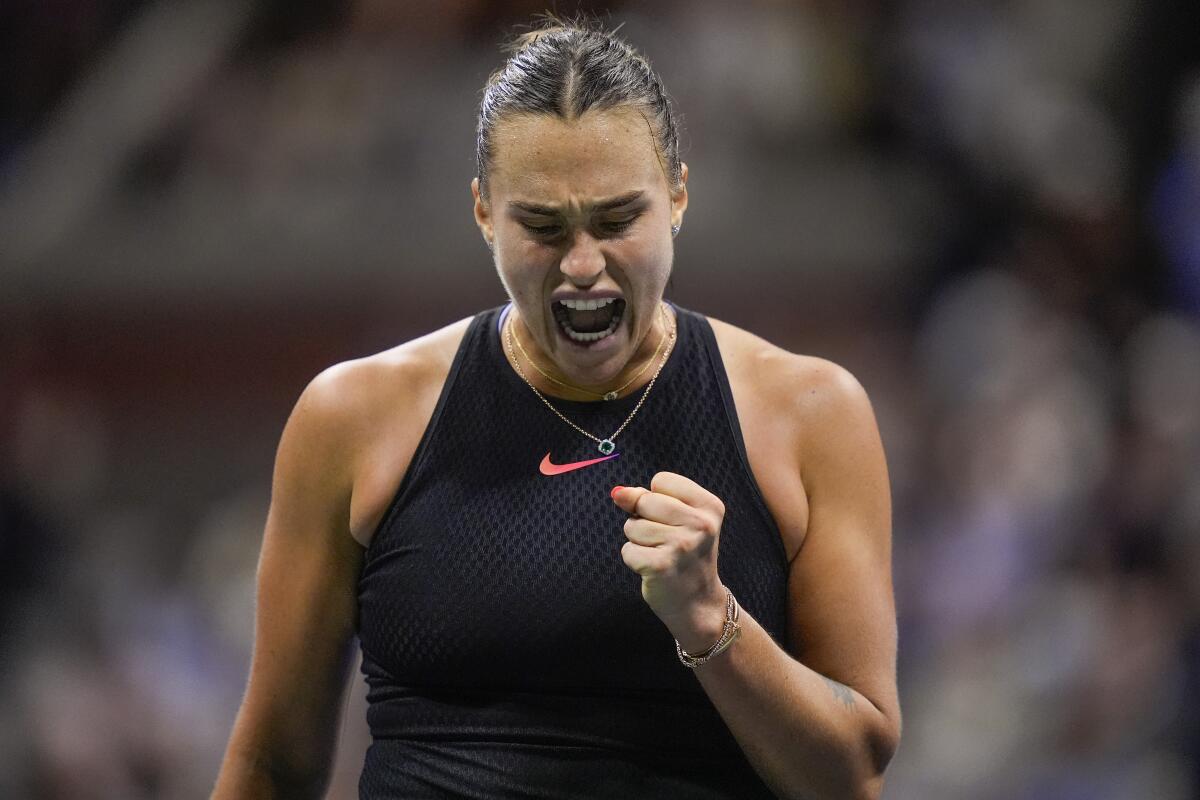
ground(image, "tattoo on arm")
xmin=822 ymin=676 xmax=856 ymax=710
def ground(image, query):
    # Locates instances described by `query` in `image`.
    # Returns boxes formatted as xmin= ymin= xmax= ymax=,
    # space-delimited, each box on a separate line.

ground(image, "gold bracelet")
xmin=675 ymin=589 xmax=742 ymax=668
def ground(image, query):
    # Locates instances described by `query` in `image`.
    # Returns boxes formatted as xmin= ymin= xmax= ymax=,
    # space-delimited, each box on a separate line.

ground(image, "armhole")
xmin=692 ymin=312 xmax=790 ymax=568
xmin=363 ymin=313 xmax=483 ymax=561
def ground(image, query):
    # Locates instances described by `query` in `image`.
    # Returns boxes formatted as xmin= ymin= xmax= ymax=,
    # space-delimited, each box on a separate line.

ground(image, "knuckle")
xmin=670 ymin=535 xmax=694 ymax=558
xmin=689 ymin=511 xmax=718 ymax=536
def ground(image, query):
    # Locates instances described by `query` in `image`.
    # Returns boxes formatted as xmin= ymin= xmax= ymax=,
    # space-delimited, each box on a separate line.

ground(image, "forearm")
xmin=674 ymin=607 xmax=899 ymax=800
xmin=211 ymin=700 xmax=338 ymax=800
xmin=211 ymin=746 xmax=327 ymax=800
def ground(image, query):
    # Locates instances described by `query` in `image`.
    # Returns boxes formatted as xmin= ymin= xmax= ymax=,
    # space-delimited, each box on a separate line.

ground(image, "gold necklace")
xmin=509 ymin=307 xmax=666 ymax=400
xmin=504 ymin=302 xmax=676 ymax=454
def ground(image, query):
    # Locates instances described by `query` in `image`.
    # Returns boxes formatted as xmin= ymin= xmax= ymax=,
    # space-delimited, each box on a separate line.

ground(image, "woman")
xmin=213 ymin=18 xmax=900 ymax=800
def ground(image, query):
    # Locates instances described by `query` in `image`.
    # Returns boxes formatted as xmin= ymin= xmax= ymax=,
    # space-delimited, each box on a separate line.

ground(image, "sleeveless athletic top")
xmin=356 ymin=303 xmax=789 ymax=799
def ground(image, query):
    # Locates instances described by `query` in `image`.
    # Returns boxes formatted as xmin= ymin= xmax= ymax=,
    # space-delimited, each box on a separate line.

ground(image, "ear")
xmin=471 ymin=177 xmax=494 ymax=245
xmin=670 ymin=162 xmax=689 ymax=228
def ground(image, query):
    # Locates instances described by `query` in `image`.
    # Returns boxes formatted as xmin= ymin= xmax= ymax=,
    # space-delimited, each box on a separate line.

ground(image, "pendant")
xmin=603 ymin=391 xmax=618 ymax=401
xmin=598 ymin=439 xmax=616 ymax=455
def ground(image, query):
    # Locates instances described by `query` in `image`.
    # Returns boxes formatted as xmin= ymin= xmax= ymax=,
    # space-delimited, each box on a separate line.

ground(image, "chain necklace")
xmin=505 ymin=302 xmax=676 ymax=454
xmin=510 ymin=306 xmax=665 ymax=401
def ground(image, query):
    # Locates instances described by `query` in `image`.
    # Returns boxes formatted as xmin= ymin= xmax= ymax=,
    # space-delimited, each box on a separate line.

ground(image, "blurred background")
xmin=2 ymin=1 xmax=1199 ymax=798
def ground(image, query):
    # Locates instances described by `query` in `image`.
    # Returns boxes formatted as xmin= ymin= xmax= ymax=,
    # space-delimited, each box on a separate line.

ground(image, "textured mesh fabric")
xmin=356 ymin=303 xmax=789 ymax=799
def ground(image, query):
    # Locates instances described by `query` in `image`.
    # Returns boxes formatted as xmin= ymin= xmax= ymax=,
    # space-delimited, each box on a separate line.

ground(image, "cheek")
xmin=627 ymin=236 xmax=674 ymax=285
xmin=500 ymin=234 xmax=558 ymax=266
xmin=495 ymin=251 xmax=549 ymax=305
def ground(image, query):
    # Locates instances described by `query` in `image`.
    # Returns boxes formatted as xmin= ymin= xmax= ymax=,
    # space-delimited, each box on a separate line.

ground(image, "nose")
xmin=559 ymin=230 xmax=605 ymax=286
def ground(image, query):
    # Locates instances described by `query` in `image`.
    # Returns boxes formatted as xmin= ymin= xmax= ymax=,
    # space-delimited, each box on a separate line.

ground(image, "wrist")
xmin=668 ymin=586 xmax=730 ymax=654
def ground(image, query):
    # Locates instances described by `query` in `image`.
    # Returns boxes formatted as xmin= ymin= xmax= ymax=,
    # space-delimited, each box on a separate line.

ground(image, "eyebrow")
xmin=507 ymin=191 xmax=645 ymax=216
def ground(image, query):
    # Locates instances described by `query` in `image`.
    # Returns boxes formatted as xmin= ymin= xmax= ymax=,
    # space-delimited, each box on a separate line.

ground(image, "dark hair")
xmin=475 ymin=17 xmax=683 ymax=198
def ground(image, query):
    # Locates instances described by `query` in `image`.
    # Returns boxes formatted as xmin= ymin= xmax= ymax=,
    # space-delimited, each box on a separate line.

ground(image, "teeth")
xmin=552 ymin=299 xmax=625 ymax=343
xmin=562 ymin=313 xmax=622 ymax=342
xmin=559 ymin=297 xmax=616 ymax=310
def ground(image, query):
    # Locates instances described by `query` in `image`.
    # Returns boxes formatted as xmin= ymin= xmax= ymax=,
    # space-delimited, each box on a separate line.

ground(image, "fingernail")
xmin=610 ymin=485 xmax=623 ymax=500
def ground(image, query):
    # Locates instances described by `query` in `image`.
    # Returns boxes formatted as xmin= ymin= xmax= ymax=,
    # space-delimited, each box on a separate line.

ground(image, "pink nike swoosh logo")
xmin=539 ymin=451 xmax=620 ymax=475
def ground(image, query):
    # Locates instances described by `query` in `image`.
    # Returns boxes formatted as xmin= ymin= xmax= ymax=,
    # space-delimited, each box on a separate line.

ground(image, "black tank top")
xmin=356 ymin=303 xmax=789 ymax=799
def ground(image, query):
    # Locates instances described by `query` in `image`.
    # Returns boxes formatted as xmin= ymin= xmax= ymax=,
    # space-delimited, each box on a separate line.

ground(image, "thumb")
xmin=610 ymin=484 xmax=649 ymax=515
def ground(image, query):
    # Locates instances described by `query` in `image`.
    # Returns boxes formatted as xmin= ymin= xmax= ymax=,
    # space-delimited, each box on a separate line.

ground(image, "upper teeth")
xmin=559 ymin=297 xmax=616 ymax=310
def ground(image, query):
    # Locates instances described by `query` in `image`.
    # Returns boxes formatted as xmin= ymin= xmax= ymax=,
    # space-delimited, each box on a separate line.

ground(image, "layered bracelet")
xmin=675 ymin=588 xmax=742 ymax=669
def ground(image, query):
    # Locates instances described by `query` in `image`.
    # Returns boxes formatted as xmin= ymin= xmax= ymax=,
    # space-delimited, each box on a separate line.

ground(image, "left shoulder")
xmin=703 ymin=314 xmax=881 ymax=483
xmin=703 ymin=314 xmax=874 ymax=423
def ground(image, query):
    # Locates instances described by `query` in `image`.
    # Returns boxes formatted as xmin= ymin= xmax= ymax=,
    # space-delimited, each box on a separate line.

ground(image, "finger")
xmin=649 ymin=471 xmax=725 ymax=517
xmin=623 ymin=490 xmax=701 ymax=528
xmin=622 ymin=517 xmax=676 ymax=547
xmin=611 ymin=485 xmax=702 ymax=528
xmin=620 ymin=540 xmax=671 ymax=577
xmin=626 ymin=520 xmax=712 ymax=565
xmin=610 ymin=485 xmax=649 ymax=516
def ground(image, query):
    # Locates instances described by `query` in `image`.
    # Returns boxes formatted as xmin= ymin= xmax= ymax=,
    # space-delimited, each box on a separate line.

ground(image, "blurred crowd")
xmin=2 ymin=1 xmax=1199 ymax=798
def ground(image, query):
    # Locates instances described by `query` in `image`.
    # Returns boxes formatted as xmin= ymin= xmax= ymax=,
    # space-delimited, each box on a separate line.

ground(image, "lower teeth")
xmin=562 ymin=313 xmax=621 ymax=342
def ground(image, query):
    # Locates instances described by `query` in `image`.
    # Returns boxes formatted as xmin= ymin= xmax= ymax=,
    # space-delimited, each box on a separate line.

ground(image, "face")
xmin=472 ymin=107 xmax=688 ymax=386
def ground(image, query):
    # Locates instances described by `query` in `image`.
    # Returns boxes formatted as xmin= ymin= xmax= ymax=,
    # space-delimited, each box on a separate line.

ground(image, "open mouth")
xmin=551 ymin=298 xmax=626 ymax=343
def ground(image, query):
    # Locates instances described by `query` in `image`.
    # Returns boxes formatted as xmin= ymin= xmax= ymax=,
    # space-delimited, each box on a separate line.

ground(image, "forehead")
xmin=488 ymin=107 xmax=667 ymax=206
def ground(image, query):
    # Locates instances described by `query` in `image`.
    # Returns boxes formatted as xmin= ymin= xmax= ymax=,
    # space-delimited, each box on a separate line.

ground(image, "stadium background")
xmin=2 ymin=1 xmax=1199 ymax=797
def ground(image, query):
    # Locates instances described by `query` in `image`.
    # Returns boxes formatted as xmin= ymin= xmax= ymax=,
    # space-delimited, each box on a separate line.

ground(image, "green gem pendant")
xmin=598 ymin=439 xmax=616 ymax=455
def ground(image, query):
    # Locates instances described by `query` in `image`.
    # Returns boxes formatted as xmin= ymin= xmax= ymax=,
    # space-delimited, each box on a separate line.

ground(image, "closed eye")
xmin=597 ymin=215 xmax=639 ymax=236
xmin=517 ymin=212 xmax=641 ymax=240
xmin=520 ymin=221 xmax=563 ymax=238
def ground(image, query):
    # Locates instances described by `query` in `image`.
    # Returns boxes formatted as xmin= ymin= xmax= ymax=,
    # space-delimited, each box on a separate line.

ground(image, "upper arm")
xmin=786 ymin=360 xmax=900 ymax=758
xmin=216 ymin=365 xmax=368 ymax=794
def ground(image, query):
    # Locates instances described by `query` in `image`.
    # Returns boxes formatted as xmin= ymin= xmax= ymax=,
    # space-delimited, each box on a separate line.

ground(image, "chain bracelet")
xmin=676 ymin=588 xmax=742 ymax=669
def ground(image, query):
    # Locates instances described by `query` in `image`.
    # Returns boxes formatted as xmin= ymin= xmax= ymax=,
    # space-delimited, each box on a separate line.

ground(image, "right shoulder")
xmin=281 ymin=314 xmax=478 ymax=546
xmin=300 ymin=313 xmax=476 ymax=430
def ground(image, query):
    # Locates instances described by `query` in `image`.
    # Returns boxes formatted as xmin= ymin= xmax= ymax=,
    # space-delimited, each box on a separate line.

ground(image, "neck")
xmin=504 ymin=302 xmax=674 ymax=401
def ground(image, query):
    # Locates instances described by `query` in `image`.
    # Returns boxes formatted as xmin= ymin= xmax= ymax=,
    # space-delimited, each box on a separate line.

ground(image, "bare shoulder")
xmin=703 ymin=315 xmax=879 ymax=486
xmin=704 ymin=315 xmax=871 ymax=419
xmin=308 ymin=315 xmax=474 ymax=414
xmin=293 ymin=314 xmax=476 ymax=547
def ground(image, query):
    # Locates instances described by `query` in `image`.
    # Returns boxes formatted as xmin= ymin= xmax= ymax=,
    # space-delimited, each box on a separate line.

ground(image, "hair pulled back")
xmin=475 ymin=16 xmax=683 ymax=198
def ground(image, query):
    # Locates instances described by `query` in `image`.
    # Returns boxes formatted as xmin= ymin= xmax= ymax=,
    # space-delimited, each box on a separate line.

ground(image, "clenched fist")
xmin=611 ymin=471 xmax=729 ymax=649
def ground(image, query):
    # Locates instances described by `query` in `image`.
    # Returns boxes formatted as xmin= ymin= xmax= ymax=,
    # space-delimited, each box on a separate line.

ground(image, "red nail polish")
xmin=610 ymin=485 xmax=623 ymax=500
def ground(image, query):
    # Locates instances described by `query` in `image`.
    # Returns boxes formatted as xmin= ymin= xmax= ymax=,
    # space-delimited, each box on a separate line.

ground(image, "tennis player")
xmin=213 ymin=17 xmax=899 ymax=800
